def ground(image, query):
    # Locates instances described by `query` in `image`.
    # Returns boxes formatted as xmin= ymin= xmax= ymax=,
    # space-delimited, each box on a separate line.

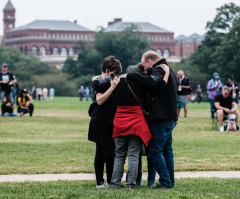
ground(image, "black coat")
xmin=127 ymin=59 xmax=178 ymax=121
xmin=225 ymin=81 xmax=239 ymax=97
xmin=88 ymin=79 xmax=116 ymax=162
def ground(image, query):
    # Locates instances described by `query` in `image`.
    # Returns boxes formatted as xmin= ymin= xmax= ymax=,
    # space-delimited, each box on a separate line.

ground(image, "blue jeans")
xmin=2 ymin=112 xmax=18 ymax=117
xmin=85 ymin=94 xmax=89 ymax=101
xmin=148 ymin=119 xmax=176 ymax=188
xmin=17 ymin=104 xmax=34 ymax=116
xmin=136 ymin=149 xmax=156 ymax=186
xmin=11 ymin=92 xmax=16 ymax=104
xmin=209 ymin=99 xmax=215 ymax=118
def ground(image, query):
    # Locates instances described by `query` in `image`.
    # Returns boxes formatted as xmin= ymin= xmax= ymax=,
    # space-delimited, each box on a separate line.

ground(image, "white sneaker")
xmin=105 ymin=183 xmax=111 ymax=188
xmin=96 ymin=183 xmax=107 ymax=189
xmin=220 ymin=126 xmax=224 ymax=132
xmin=18 ymin=112 xmax=23 ymax=117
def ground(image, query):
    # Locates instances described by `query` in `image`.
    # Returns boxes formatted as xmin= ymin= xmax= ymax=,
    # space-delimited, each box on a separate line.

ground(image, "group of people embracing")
xmin=88 ymin=50 xmax=179 ymax=189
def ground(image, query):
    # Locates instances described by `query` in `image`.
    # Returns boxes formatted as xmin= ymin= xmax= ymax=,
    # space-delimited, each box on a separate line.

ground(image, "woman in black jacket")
xmin=1 ymin=96 xmax=19 ymax=117
xmin=88 ymin=56 xmax=122 ymax=188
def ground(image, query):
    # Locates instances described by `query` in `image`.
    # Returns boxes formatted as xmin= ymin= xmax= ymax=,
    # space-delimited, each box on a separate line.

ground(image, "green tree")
xmin=62 ymin=24 xmax=150 ymax=82
xmin=190 ymin=3 xmax=240 ymax=76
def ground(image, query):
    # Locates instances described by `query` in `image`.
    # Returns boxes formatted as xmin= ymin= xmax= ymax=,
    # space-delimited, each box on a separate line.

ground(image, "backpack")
xmin=224 ymin=114 xmax=239 ymax=131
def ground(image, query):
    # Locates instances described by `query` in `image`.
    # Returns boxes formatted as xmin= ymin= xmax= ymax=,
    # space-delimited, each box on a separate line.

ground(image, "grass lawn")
xmin=0 ymin=179 xmax=239 ymax=198
xmin=0 ymin=97 xmax=240 ymax=174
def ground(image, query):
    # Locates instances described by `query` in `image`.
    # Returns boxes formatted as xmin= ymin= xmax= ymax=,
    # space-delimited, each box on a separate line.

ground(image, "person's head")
xmin=126 ymin=65 xmax=142 ymax=74
xmin=177 ymin=70 xmax=184 ymax=78
xmin=141 ymin=51 xmax=160 ymax=71
xmin=81 ymin=86 xmax=84 ymax=89
xmin=213 ymin=72 xmax=220 ymax=81
xmin=21 ymin=88 xmax=28 ymax=97
xmin=222 ymin=86 xmax=231 ymax=99
xmin=198 ymin=85 xmax=201 ymax=88
xmin=3 ymin=96 xmax=13 ymax=105
xmin=86 ymin=87 xmax=89 ymax=89
xmin=101 ymin=55 xmax=122 ymax=76
xmin=2 ymin=63 xmax=8 ymax=73
xmin=229 ymin=75 xmax=234 ymax=83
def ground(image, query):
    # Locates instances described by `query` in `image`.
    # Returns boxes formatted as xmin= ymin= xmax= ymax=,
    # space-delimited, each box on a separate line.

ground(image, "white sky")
xmin=0 ymin=0 xmax=239 ymax=37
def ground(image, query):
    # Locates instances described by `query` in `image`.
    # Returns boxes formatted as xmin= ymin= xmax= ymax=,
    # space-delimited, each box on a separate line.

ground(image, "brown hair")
xmin=142 ymin=50 xmax=160 ymax=62
xmin=3 ymin=96 xmax=14 ymax=109
xmin=101 ymin=56 xmax=122 ymax=74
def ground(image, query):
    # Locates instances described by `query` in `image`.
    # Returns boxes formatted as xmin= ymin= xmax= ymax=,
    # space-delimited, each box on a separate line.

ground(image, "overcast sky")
xmin=0 ymin=0 xmax=239 ymax=37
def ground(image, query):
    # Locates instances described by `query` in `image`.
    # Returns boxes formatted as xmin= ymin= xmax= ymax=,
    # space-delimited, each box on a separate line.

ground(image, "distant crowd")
xmin=78 ymin=86 xmax=90 ymax=101
xmin=0 ymin=63 xmax=55 ymax=117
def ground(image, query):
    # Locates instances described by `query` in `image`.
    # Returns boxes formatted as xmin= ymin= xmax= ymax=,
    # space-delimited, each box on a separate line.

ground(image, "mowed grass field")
xmin=1 ymin=97 xmax=240 ymax=198
xmin=0 ymin=97 xmax=240 ymax=175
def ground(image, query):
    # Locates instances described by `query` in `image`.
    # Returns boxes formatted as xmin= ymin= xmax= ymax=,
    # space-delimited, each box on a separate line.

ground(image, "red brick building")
xmin=105 ymin=18 xmax=176 ymax=58
xmin=175 ymin=34 xmax=204 ymax=57
xmin=1 ymin=1 xmax=204 ymax=66
xmin=2 ymin=0 xmax=95 ymax=62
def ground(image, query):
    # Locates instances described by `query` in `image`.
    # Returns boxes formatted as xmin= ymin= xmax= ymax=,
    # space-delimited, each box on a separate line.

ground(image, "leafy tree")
xmin=190 ymin=3 xmax=240 ymax=76
xmin=210 ymin=18 xmax=240 ymax=82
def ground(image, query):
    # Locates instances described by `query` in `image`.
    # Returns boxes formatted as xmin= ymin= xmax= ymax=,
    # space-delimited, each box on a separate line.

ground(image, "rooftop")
xmin=4 ymin=0 xmax=15 ymax=11
xmin=8 ymin=20 xmax=92 ymax=32
xmin=175 ymin=33 xmax=205 ymax=43
xmin=105 ymin=19 xmax=172 ymax=33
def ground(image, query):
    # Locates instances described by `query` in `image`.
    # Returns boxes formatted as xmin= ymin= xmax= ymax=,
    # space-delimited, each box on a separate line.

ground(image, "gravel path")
xmin=1 ymin=171 xmax=240 ymax=183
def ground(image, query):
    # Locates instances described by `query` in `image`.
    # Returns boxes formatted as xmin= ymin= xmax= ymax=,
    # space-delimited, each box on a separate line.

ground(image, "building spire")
xmin=4 ymin=0 xmax=15 ymax=11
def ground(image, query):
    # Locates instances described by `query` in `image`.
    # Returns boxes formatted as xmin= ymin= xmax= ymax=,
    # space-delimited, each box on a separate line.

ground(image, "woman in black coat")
xmin=88 ymin=56 xmax=122 ymax=188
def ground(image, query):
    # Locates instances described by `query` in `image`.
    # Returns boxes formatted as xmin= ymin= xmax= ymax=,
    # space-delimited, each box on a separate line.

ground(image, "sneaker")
xmin=18 ymin=112 xmax=23 ymax=117
xmin=220 ymin=126 xmax=224 ymax=132
xmin=147 ymin=182 xmax=155 ymax=188
xmin=6 ymin=112 xmax=10 ymax=117
xmin=105 ymin=183 xmax=111 ymax=188
xmin=96 ymin=183 xmax=107 ymax=189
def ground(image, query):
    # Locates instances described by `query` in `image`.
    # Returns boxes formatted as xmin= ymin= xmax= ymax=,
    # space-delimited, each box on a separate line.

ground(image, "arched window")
xmin=65 ymin=34 xmax=68 ymax=39
xmin=73 ymin=35 xmax=76 ymax=39
xmin=85 ymin=35 xmax=88 ymax=40
xmin=69 ymin=48 xmax=74 ymax=56
xmin=163 ymin=36 xmax=166 ymax=41
xmin=156 ymin=49 xmax=162 ymax=57
xmin=151 ymin=36 xmax=154 ymax=41
xmin=53 ymin=47 xmax=59 ymax=55
xmin=40 ymin=47 xmax=46 ymax=56
xmin=164 ymin=49 xmax=170 ymax=58
xmin=61 ymin=34 xmax=64 ymax=39
xmin=32 ymin=47 xmax=38 ymax=56
xmin=81 ymin=35 xmax=84 ymax=39
xmin=155 ymin=36 xmax=158 ymax=41
xmin=167 ymin=36 xmax=170 ymax=41
xmin=77 ymin=35 xmax=80 ymax=39
xmin=69 ymin=34 xmax=72 ymax=39
xmin=148 ymin=36 xmax=151 ymax=41
xmin=61 ymin=47 xmax=67 ymax=56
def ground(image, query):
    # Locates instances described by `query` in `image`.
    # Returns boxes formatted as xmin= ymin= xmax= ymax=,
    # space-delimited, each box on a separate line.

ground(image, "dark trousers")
xmin=148 ymin=119 xmax=176 ymax=188
xmin=209 ymin=99 xmax=215 ymax=118
xmin=79 ymin=93 xmax=83 ymax=101
xmin=197 ymin=96 xmax=202 ymax=103
xmin=17 ymin=104 xmax=34 ymax=116
xmin=38 ymin=95 xmax=41 ymax=100
xmin=94 ymin=143 xmax=114 ymax=185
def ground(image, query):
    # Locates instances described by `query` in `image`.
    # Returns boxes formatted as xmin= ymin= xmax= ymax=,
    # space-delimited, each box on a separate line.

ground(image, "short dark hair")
xmin=101 ymin=56 xmax=122 ymax=74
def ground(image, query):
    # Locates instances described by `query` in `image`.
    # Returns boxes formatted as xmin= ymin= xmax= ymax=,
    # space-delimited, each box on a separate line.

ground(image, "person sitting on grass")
xmin=214 ymin=86 xmax=239 ymax=132
xmin=17 ymin=89 xmax=34 ymax=117
xmin=1 ymin=96 xmax=21 ymax=117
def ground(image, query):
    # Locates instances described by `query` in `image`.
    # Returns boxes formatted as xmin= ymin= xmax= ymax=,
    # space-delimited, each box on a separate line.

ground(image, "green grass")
xmin=0 ymin=97 xmax=240 ymax=174
xmin=0 ymin=179 xmax=239 ymax=198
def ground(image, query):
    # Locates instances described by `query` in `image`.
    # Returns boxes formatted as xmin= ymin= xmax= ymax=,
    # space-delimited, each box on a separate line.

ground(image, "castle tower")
xmin=3 ymin=0 xmax=16 ymax=33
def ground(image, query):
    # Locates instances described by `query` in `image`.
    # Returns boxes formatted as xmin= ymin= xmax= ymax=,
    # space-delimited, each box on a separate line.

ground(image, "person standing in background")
xmin=177 ymin=70 xmax=191 ymax=117
xmin=11 ymin=82 xmax=19 ymax=104
xmin=78 ymin=86 xmax=84 ymax=101
xmin=207 ymin=72 xmax=223 ymax=118
xmin=0 ymin=63 xmax=17 ymax=103
xmin=42 ymin=87 xmax=48 ymax=101
xmin=195 ymin=85 xmax=202 ymax=103
xmin=225 ymin=76 xmax=239 ymax=104
xmin=85 ymin=87 xmax=90 ymax=101
xmin=32 ymin=87 xmax=37 ymax=100
xmin=36 ymin=87 xmax=42 ymax=101
xmin=49 ymin=88 xmax=55 ymax=101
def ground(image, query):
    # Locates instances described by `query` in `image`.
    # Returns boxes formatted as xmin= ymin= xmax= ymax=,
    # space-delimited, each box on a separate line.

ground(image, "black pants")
xmin=17 ymin=103 xmax=34 ymax=116
xmin=94 ymin=143 xmax=114 ymax=185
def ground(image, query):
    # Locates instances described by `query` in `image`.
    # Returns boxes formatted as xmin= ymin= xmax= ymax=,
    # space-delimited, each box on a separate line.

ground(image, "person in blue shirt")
xmin=78 ymin=86 xmax=84 ymax=101
xmin=49 ymin=88 xmax=55 ymax=101
xmin=0 ymin=63 xmax=17 ymax=103
xmin=85 ymin=87 xmax=90 ymax=101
